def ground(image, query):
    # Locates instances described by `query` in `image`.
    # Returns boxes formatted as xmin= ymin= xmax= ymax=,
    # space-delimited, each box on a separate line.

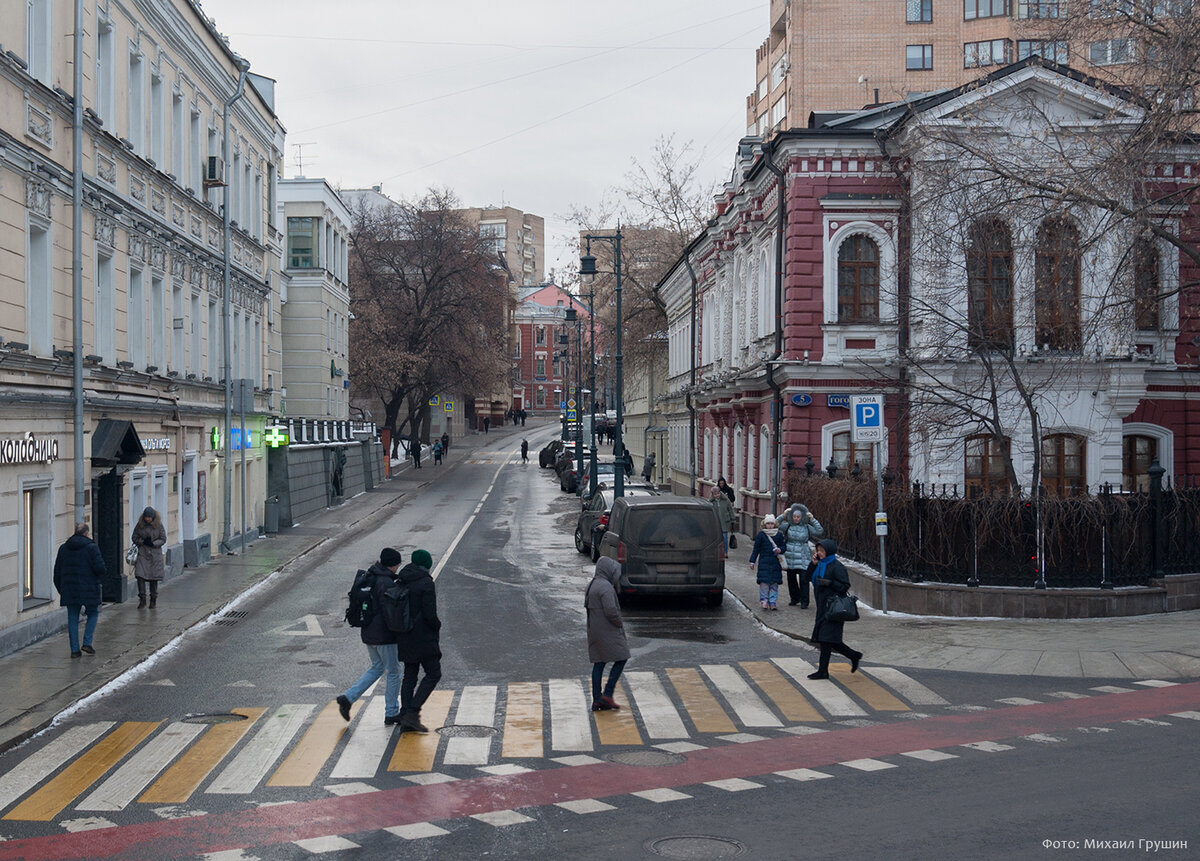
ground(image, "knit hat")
xmin=412 ymin=549 xmax=433 ymax=569
xmin=380 ymin=547 xmax=403 ymax=567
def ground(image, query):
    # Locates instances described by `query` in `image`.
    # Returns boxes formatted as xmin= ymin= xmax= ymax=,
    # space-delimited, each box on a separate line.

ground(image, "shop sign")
xmin=265 ymin=427 xmax=289 ymax=448
xmin=142 ymin=437 xmax=171 ymax=451
xmin=827 ymin=393 xmax=851 ymax=409
xmin=1 ymin=432 xmax=60 ymax=465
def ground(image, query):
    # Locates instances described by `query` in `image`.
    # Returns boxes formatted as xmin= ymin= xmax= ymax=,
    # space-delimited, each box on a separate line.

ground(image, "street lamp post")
xmin=580 ymin=229 xmax=623 ymax=498
xmin=587 ymin=287 xmax=598 ymax=497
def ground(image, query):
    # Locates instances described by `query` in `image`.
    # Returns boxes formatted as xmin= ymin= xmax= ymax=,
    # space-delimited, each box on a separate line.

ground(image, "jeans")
xmin=66 ymin=604 xmax=99 ymax=652
xmin=758 ymin=582 xmax=779 ymax=607
xmin=343 ymin=643 xmax=402 ymax=718
xmin=401 ymin=656 xmax=442 ymax=714
xmin=591 ymin=660 xmax=627 ymax=702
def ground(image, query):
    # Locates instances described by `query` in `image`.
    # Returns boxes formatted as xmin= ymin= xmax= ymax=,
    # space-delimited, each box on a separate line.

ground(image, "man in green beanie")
xmin=395 ymin=549 xmax=441 ymax=732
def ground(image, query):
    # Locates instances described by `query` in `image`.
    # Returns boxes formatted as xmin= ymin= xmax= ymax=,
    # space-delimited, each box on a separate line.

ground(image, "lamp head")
xmin=579 ymin=253 xmax=597 ymax=276
xmin=565 ymin=307 xmax=577 ymax=322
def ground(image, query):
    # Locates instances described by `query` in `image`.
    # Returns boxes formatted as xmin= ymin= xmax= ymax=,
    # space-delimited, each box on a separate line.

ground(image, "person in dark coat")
xmin=53 ymin=523 xmax=106 ymax=658
xmin=441 ymin=432 xmax=450 ymax=455
xmin=131 ymin=506 xmax=166 ymax=608
xmin=482 ymin=417 xmax=490 ymax=433
xmin=395 ymin=549 xmax=442 ymax=732
xmin=748 ymin=515 xmax=786 ymax=610
xmin=410 ymin=434 xmax=422 ymax=468
xmin=586 ymin=557 xmax=630 ymax=711
xmin=808 ymin=538 xmax=863 ymax=679
xmin=520 ymin=438 xmax=529 ymax=463
xmin=336 ymin=548 xmax=403 ymax=725
xmin=716 ymin=477 xmax=736 ymax=505
xmin=641 ymin=451 xmax=656 ymax=482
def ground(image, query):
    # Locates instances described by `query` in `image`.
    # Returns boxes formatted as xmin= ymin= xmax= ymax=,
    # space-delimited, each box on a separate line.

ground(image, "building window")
xmin=1123 ymin=435 xmax=1157 ymax=492
xmin=771 ymin=95 xmax=787 ymax=128
xmin=906 ymin=44 xmax=934 ymax=70
xmin=964 ymin=0 xmax=1010 ymax=18
xmin=207 ymin=296 xmax=219 ymax=379
xmin=26 ymin=0 xmax=53 ymax=84
xmin=1017 ymin=40 xmax=1068 ymax=63
xmin=1133 ymin=239 xmax=1160 ymax=331
xmin=535 ymin=356 xmax=546 ymax=377
xmin=150 ymin=274 xmax=165 ymax=369
xmin=837 ymin=235 xmax=880 ymax=323
xmin=128 ymin=266 xmax=146 ymax=367
xmin=832 ymin=431 xmax=874 ymax=473
xmin=21 ymin=480 xmax=54 ymax=608
xmin=287 ymin=217 xmax=317 ymax=268
xmin=965 ymin=435 xmax=1010 ymax=493
xmin=907 ymin=0 xmax=933 ymax=21
xmin=967 ymin=219 xmax=1014 ymax=349
xmin=965 ymin=39 xmax=1010 ymax=68
xmin=757 ymin=76 xmax=768 ymax=101
xmin=150 ymin=72 xmax=165 ymax=167
xmin=536 ymin=326 xmax=545 ymax=346
xmin=1042 ymin=433 xmax=1086 ymax=495
xmin=96 ymin=16 xmax=115 ymax=123
xmin=1089 ymin=0 xmax=1134 ymax=16
xmin=27 ymin=221 xmax=52 ymax=356
xmin=95 ymin=249 xmax=115 ymax=362
xmin=1017 ymin=0 xmax=1062 ymax=16
xmin=128 ymin=51 xmax=145 ymax=155
xmin=1034 ymin=216 xmax=1081 ymax=351
xmin=1089 ymin=38 xmax=1135 ymax=66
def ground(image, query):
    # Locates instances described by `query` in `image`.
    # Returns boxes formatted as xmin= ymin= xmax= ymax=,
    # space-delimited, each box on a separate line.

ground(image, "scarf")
xmin=813 ymin=553 xmax=836 ymax=586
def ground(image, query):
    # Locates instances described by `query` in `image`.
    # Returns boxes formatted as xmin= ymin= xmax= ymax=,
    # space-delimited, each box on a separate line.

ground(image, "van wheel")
xmin=705 ymin=592 xmax=724 ymax=608
xmin=574 ymin=527 xmax=587 ymax=554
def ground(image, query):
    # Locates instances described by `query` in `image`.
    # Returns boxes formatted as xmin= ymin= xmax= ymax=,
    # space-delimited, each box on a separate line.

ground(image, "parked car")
xmin=575 ymin=484 xmax=660 ymax=561
xmin=597 ymin=496 xmax=726 ymax=606
xmin=572 ymin=456 xmax=630 ymax=496
xmin=539 ymin=439 xmax=564 ymax=468
xmin=555 ymin=448 xmax=581 ymax=492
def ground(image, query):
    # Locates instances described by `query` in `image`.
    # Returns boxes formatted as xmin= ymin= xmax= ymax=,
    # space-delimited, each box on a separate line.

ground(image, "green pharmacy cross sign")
xmin=265 ymin=427 xmax=289 ymax=448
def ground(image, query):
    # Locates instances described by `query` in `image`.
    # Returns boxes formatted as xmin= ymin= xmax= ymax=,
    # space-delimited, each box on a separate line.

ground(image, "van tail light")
xmin=617 ymin=540 xmax=626 ymax=563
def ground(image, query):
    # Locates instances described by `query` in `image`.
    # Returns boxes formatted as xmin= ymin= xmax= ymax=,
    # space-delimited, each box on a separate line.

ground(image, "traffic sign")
xmin=444 ymin=401 xmax=454 ymax=413
xmin=851 ymin=394 xmax=884 ymax=443
xmin=875 ymin=511 xmax=888 ymax=537
xmin=567 ymin=410 xmax=577 ymax=421
xmin=428 ymin=395 xmax=440 ymax=406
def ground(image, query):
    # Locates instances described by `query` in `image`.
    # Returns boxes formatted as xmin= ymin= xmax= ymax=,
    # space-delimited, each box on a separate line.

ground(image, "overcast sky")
xmin=196 ymin=0 xmax=768 ymax=278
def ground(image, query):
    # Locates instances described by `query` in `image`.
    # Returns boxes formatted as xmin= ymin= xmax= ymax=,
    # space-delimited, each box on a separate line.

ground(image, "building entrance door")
xmin=181 ymin=454 xmax=197 ymax=542
xmin=92 ymin=469 xmax=128 ymax=602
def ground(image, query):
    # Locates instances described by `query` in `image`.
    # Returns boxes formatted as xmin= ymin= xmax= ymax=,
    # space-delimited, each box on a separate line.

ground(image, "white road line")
xmin=385 ymin=822 xmax=450 ymax=839
xmin=631 ymin=788 xmax=691 ymax=803
xmin=208 ymin=704 xmax=315 ymax=794
xmin=443 ymin=686 xmax=497 ymax=766
xmin=997 ymin=697 xmax=1042 ymax=706
xmin=700 ymin=664 xmax=783 ymax=728
xmin=294 ymin=836 xmax=359 ymax=853
xmin=705 ymin=778 xmax=763 ymax=791
xmin=862 ymin=667 xmax=949 ymax=706
xmin=1170 ymin=711 xmax=1200 ymax=720
xmin=775 ymin=768 xmax=833 ymax=781
xmin=0 ymin=722 xmax=115 ymax=813
xmin=841 ymin=758 xmax=896 ymax=772
xmin=329 ymin=697 xmax=390 ymax=780
xmin=1091 ymin=685 xmax=1137 ymax=694
xmin=770 ymin=657 xmax=866 ymax=717
xmin=430 ymin=462 xmax=507 ymax=581
xmin=78 ymin=722 xmax=206 ymax=811
xmin=472 ymin=810 xmax=534 ymax=826
xmin=1134 ymin=680 xmax=1178 ymax=688
xmin=556 ymin=799 xmax=616 ymax=814
xmin=548 ymin=678 xmax=593 ymax=752
xmin=961 ymin=741 xmax=1014 ymax=752
xmin=901 ymin=749 xmax=959 ymax=762
xmin=624 ymin=672 xmax=688 ymax=739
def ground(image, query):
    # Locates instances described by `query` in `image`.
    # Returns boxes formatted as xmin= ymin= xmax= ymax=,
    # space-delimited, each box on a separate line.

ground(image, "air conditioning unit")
xmin=203 ymin=155 xmax=225 ymax=187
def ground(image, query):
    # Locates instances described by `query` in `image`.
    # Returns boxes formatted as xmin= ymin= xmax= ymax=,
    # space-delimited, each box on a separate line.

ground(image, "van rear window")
xmin=626 ymin=508 xmax=718 ymax=551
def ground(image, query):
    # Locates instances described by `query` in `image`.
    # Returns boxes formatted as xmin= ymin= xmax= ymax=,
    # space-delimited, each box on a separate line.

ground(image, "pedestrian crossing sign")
xmin=428 ymin=395 xmax=440 ymax=406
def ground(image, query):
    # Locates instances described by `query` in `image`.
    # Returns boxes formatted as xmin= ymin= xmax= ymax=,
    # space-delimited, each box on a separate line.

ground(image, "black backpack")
xmin=345 ymin=569 xmax=375 ymax=628
xmin=380 ymin=580 xmax=413 ymax=633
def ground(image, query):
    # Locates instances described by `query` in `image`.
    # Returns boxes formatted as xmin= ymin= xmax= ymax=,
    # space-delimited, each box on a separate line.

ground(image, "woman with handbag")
xmin=748 ymin=515 xmax=786 ymax=610
xmin=131 ymin=506 xmax=167 ymax=609
xmin=808 ymin=538 xmax=863 ymax=679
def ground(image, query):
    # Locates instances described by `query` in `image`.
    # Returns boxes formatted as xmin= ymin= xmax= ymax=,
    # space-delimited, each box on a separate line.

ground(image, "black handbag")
xmin=728 ymin=534 xmax=737 ymax=549
xmin=825 ymin=593 xmax=860 ymax=623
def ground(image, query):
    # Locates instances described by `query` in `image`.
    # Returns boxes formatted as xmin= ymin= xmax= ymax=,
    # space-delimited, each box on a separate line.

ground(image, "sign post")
xmin=851 ymin=394 xmax=888 ymax=613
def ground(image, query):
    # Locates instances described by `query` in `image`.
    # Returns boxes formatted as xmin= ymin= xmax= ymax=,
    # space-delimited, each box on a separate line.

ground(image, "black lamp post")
xmin=580 ymin=228 xmax=624 ymax=498
xmin=565 ymin=306 xmax=584 ymax=488
xmin=587 ymin=287 xmax=598 ymax=496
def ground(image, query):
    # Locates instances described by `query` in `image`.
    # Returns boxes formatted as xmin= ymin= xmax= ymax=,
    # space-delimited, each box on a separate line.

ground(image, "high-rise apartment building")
xmin=456 ymin=206 xmax=545 ymax=287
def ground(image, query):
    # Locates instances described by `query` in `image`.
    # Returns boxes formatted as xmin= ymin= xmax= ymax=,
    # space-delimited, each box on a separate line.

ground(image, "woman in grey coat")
xmin=586 ymin=557 xmax=630 ymax=711
xmin=131 ymin=506 xmax=166 ymax=608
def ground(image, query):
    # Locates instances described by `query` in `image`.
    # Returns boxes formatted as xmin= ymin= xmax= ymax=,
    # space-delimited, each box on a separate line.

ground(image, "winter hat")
xmin=142 ymin=506 xmax=157 ymax=519
xmin=412 ymin=549 xmax=433 ymax=569
xmin=762 ymin=515 xmax=777 ymax=528
xmin=818 ymin=538 xmax=838 ymax=556
xmin=380 ymin=547 xmax=403 ymax=567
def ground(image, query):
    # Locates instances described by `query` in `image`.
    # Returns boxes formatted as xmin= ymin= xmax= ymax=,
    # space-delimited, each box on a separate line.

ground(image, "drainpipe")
xmin=71 ymin=0 xmax=85 ymax=522
xmin=684 ymin=254 xmax=699 ymax=497
xmin=761 ymin=142 xmax=788 ymax=515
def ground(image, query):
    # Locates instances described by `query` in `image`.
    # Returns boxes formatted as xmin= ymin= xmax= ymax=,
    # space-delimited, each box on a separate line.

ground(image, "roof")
xmin=91 ymin=420 xmax=145 ymax=467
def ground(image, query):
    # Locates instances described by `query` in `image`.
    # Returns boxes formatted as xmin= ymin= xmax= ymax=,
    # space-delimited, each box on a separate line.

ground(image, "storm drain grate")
xmin=213 ymin=610 xmax=249 ymax=626
xmin=646 ymin=836 xmax=747 ymax=859
xmin=605 ymin=749 xmax=686 ymax=767
xmin=180 ymin=713 xmax=249 ymax=725
xmin=436 ymin=724 xmax=497 ymax=738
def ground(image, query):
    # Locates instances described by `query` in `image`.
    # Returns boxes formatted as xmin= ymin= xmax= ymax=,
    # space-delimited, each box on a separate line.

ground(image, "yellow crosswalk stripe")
xmin=388 ymin=690 xmax=454 ymax=773
xmin=5 ymin=722 xmax=159 ymax=821
xmin=665 ymin=668 xmax=737 ymax=733
xmin=138 ymin=708 xmax=265 ymax=804
xmin=828 ymin=664 xmax=910 ymax=711
xmin=268 ymin=700 xmax=358 ymax=787
xmin=740 ymin=661 xmax=825 ymax=722
xmin=593 ymin=681 xmax=643 ymax=746
xmin=501 ymin=683 xmax=544 ymax=759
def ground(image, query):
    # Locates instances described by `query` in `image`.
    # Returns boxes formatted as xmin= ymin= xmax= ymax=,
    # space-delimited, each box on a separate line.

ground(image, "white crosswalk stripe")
xmin=623 ymin=671 xmax=688 ymax=738
xmin=771 ymin=657 xmax=867 ymax=716
xmin=700 ymin=664 xmax=783 ymax=728
xmin=330 ymin=697 xmax=389 ymax=780
xmin=78 ymin=722 xmax=206 ymax=811
xmin=208 ymin=704 xmax=314 ymax=793
xmin=443 ymin=686 xmax=498 ymax=765
xmin=548 ymin=678 xmax=593 ymax=752
xmin=863 ymin=667 xmax=949 ymax=705
xmin=0 ymin=722 xmax=114 ymax=813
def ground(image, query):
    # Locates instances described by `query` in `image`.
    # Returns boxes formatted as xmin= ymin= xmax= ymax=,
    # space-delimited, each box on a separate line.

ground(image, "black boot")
xmin=137 ymin=595 xmax=147 ymax=609
xmin=149 ymin=595 xmax=157 ymax=608
xmin=401 ymin=710 xmax=429 ymax=733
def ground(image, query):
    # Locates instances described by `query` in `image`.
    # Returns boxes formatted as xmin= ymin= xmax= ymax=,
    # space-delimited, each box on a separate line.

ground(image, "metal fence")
xmin=782 ymin=469 xmax=1200 ymax=589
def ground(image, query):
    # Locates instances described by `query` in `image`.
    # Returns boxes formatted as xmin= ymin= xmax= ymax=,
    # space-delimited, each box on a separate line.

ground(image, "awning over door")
xmin=91 ymin=419 xmax=145 ymax=467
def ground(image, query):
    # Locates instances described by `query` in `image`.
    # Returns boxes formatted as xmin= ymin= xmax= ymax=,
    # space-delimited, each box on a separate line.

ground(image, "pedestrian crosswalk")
xmin=0 ymin=659 xmax=1088 ymax=824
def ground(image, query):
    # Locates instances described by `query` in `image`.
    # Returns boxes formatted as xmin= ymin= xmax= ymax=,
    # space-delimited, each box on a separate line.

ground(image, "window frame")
xmin=967 ymin=219 xmax=1014 ymax=349
xmin=1034 ymin=216 xmax=1082 ymax=352
xmin=1122 ymin=434 xmax=1157 ymax=492
xmin=964 ymin=0 xmax=1011 ymax=19
xmin=907 ymin=0 xmax=933 ymax=22
xmin=837 ymin=234 xmax=881 ymax=323
xmin=1017 ymin=39 xmax=1069 ymax=63
xmin=1017 ymin=0 xmax=1062 ymax=17
xmin=1133 ymin=237 xmax=1160 ymax=331
xmin=906 ymin=44 xmax=934 ymax=71
xmin=1041 ymin=433 xmax=1087 ymax=495
xmin=965 ymin=434 xmax=1011 ymax=494
xmin=832 ymin=430 xmax=875 ymax=474
xmin=287 ymin=216 xmax=318 ymax=269
xmin=964 ymin=38 xmax=1011 ymax=69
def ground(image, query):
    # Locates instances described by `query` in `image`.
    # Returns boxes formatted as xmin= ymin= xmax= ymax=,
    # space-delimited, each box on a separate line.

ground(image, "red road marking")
xmin=3 ymin=682 xmax=1198 ymax=860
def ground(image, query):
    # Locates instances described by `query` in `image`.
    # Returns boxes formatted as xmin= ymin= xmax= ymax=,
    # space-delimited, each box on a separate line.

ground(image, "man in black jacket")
xmin=396 ymin=549 xmax=442 ymax=733
xmin=336 ymin=548 xmax=404 ymax=725
xmin=53 ymin=523 xmax=106 ymax=658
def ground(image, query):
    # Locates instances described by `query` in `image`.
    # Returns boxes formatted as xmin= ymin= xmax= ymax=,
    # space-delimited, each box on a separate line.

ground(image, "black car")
xmin=597 ymin=496 xmax=726 ymax=607
xmin=555 ymin=446 xmax=585 ymax=492
xmin=575 ymin=484 xmax=661 ymax=561
xmin=539 ymin=439 xmax=564 ymax=468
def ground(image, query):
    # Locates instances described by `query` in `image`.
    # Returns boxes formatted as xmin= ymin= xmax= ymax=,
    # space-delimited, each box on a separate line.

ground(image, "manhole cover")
xmin=646 ymin=836 xmax=747 ymax=859
xmin=436 ymin=724 xmax=497 ymax=738
xmin=605 ymin=749 xmax=686 ymax=767
xmin=180 ymin=713 xmax=248 ymax=725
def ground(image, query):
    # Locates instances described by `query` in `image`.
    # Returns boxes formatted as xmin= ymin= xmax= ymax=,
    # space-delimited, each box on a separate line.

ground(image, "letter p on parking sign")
xmin=850 ymin=394 xmax=885 ymax=443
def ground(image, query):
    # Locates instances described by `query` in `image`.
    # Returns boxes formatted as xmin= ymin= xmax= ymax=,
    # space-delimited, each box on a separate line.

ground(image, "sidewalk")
xmin=724 ymin=532 xmax=1200 ymax=680
xmin=0 ymin=421 xmax=533 ymax=754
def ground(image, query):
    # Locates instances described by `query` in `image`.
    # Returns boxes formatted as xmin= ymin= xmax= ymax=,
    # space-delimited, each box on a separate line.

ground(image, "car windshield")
xmin=625 ymin=508 xmax=718 ymax=551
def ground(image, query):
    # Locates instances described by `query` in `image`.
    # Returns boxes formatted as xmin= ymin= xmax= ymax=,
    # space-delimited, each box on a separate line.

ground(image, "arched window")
xmin=967 ymin=219 xmax=1013 ymax=349
xmin=837 ymin=235 xmax=880 ymax=323
xmin=1133 ymin=238 xmax=1160 ymax=331
xmin=965 ymin=434 xmax=1010 ymax=494
xmin=747 ymin=427 xmax=757 ymax=490
xmin=758 ymin=249 xmax=771 ymax=337
xmin=1123 ymin=434 xmax=1157 ymax=492
xmin=832 ymin=431 xmax=874 ymax=473
xmin=1041 ymin=433 xmax=1086 ymax=495
xmin=1035 ymin=217 xmax=1081 ymax=351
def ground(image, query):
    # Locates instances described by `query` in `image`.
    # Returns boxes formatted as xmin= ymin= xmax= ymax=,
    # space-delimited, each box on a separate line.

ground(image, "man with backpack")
xmin=394 ymin=549 xmax=441 ymax=733
xmin=336 ymin=547 xmax=404 ymax=726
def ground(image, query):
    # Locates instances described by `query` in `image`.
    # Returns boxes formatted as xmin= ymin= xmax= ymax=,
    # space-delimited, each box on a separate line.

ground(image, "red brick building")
xmin=512 ymin=285 xmax=589 ymax=414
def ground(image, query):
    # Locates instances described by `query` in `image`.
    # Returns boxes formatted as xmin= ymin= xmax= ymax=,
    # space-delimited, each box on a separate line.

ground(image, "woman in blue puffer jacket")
xmin=774 ymin=503 xmax=823 ymax=609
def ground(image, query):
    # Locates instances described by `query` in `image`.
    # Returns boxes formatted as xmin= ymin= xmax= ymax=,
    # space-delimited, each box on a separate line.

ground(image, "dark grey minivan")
xmin=597 ymin=496 xmax=726 ymax=607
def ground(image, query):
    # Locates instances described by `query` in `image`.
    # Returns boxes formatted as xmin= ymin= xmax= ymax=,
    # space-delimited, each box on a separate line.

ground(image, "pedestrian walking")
xmin=433 ymin=439 xmax=443 ymax=465
xmin=396 ymin=549 xmax=442 ymax=732
xmin=710 ymin=486 xmax=736 ymax=552
xmin=748 ymin=515 xmax=786 ymax=610
xmin=482 ymin=416 xmax=490 ymax=433
xmin=131 ymin=506 xmax=166 ymax=609
xmin=411 ymin=434 xmax=422 ymax=469
xmin=520 ymin=409 xmax=527 ymax=426
xmin=521 ymin=438 xmax=529 ymax=463
xmin=641 ymin=451 xmax=656 ymax=482
xmin=808 ymin=539 xmax=863 ymax=679
xmin=441 ymin=432 xmax=450 ymax=456
xmin=586 ymin=557 xmax=629 ymax=711
xmin=775 ymin=503 xmax=824 ymax=608
xmin=53 ymin=522 xmax=106 ymax=658
xmin=716 ymin=477 xmax=736 ymax=505
xmin=336 ymin=548 xmax=404 ymax=725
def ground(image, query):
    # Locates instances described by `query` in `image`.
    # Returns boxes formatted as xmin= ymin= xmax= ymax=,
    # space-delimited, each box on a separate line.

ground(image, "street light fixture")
xmin=580 ymin=229 xmax=624 ymax=498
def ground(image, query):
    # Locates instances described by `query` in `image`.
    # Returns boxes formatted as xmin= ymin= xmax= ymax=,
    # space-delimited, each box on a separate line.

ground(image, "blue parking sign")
xmin=850 ymin=394 xmax=884 ymax=443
